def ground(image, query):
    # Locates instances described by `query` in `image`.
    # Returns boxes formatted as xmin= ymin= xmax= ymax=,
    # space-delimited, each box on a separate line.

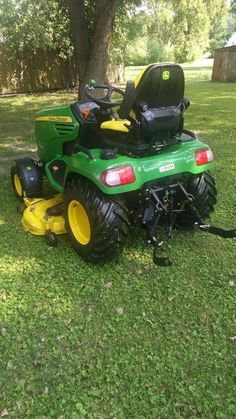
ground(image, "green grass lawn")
xmin=0 ymin=63 xmax=236 ymax=418
xmin=125 ymin=58 xmax=214 ymax=83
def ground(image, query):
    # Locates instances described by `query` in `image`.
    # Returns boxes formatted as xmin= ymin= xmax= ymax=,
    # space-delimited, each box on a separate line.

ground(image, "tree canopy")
xmin=232 ymin=0 xmax=236 ymax=13
xmin=118 ymin=0 xmax=229 ymax=65
xmin=0 ymin=0 xmax=71 ymax=57
xmin=0 ymin=0 xmax=232 ymax=94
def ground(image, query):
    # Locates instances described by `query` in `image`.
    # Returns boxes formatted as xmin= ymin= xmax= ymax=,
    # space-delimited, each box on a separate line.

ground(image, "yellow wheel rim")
xmin=68 ymin=200 xmax=91 ymax=245
xmin=14 ymin=174 xmax=23 ymax=196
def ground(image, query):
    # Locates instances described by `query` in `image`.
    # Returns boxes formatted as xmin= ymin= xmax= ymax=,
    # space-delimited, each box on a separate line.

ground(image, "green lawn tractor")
xmin=11 ymin=64 xmax=236 ymax=265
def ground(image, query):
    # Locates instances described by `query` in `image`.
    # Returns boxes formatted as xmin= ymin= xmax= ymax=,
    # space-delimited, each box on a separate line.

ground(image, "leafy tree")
xmin=121 ymin=2 xmax=175 ymax=65
xmin=229 ymin=0 xmax=236 ymax=33
xmin=0 ymin=0 xmax=232 ymax=94
xmin=171 ymin=0 xmax=210 ymax=62
xmin=204 ymin=0 xmax=229 ymax=55
xmin=232 ymin=0 xmax=236 ymax=13
xmin=121 ymin=0 xmax=229 ymax=64
xmin=111 ymin=2 xmax=142 ymax=65
xmin=122 ymin=11 xmax=149 ymax=65
xmin=0 ymin=0 xmax=71 ymax=58
xmin=0 ymin=0 xmax=141 ymax=95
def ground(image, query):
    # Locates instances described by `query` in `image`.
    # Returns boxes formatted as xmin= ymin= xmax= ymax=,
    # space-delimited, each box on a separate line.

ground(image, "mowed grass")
xmin=0 ymin=63 xmax=236 ymax=418
xmin=125 ymin=58 xmax=214 ymax=83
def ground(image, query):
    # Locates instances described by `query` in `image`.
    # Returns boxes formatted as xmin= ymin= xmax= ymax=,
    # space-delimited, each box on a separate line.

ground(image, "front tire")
xmin=11 ymin=158 xmax=42 ymax=201
xmin=64 ymin=177 xmax=130 ymax=263
xmin=11 ymin=165 xmax=24 ymax=200
xmin=176 ymin=171 xmax=217 ymax=227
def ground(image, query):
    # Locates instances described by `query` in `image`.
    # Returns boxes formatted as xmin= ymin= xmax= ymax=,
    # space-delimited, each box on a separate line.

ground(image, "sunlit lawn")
xmin=0 ymin=62 xmax=236 ymax=417
xmin=125 ymin=58 xmax=214 ymax=83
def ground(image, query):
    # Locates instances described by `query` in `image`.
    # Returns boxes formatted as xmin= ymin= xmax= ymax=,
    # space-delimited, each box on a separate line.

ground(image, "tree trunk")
xmin=66 ymin=0 xmax=117 ymax=98
xmin=66 ymin=0 xmax=90 ymax=85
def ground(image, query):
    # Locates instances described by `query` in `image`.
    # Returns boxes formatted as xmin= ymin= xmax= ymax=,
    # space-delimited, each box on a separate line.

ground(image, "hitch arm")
xmin=178 ymin=182 xmax=236 ymax=239
xmin=196 ymin=223 xmax=236 ymax=239
xmin=147 ymin=188 xmax=174 ymax=266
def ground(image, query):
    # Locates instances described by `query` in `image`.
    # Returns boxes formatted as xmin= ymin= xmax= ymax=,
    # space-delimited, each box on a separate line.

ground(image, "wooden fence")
xmin=0 ymin=47 xmax=125 ymax=94
xmin=0 ymin=47 xmax=78 ymax=94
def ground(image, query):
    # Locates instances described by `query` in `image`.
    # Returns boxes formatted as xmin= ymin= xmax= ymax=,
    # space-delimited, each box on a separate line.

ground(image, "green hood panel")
xmin=61 ymin=139 xmax=214 ymax=195
xmin=35 ymin=105 xmax=80 ymax=162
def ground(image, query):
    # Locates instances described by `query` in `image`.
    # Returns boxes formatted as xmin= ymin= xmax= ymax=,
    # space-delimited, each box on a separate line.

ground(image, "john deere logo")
xmin=35 ymin=115 xmax=73 ymax=123
xmin=162 ymin=71 xmax=170 ymax=80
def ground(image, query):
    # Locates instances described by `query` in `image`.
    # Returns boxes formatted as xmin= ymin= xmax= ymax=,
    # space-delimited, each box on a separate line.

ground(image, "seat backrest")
xmin=118 ymin=80 xmax=136 ymax=119
xmin=133 ymin=63 xmax=185 ymax=117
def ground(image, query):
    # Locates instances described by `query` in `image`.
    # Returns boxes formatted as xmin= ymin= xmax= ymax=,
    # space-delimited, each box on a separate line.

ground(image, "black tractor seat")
xmin=100 ymin=63 xmax=190 ymax=156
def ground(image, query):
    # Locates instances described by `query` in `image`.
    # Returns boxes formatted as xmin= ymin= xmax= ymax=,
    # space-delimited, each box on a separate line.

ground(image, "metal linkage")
xmin=177 ymin=181 xmax=204 ymax=224
xmin=146 ymin=184 xmax=182 ymax=266
xmin=146 ymin=181 xmax=236 ymax=266
xmin=178 ymin=181 xmax=236 ymax=239
xmin=147 ymin=183 xmax=185 ymax=239
xmin=196 ymin=224 xmax=236 ymax=238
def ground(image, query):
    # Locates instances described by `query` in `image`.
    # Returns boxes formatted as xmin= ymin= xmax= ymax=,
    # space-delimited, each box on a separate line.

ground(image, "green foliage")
xmin=0 ymin=64 xmax=236 ymax=416
xmin=145 ymin=0 xmax=175 ymax=61
xmin=122 ymin=7 xmax=174 ymax=65
xmin=228 ymin=0 xmax=236 ymax=33
xmin=0 ymin=0 xmax=72 ymax=58
xmin=111 ymin=0 xmax=143 ymax=64
xmin=172 ymin=0 xmax=210 ymax=62
xmin=125 ymin=37 xmax=148 ymax=66
xmin=0 ymin=0 xmax=231 ymax=72
xmin=115 ymin=0 xmax=229 ymax=65
xmin=205 ymin=0 xmax=229 ymax=55
xmin=146 ymin=39 xmax=167 ymax=63
xmin=232 ymin=0 xmax=236 ymax=13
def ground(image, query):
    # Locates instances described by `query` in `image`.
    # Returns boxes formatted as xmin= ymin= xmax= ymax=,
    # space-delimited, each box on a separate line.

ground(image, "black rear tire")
xmin=64 ymin=177 xmax=130 ymax=263
xmin=176 ymin=171 xmax=217 ymax=227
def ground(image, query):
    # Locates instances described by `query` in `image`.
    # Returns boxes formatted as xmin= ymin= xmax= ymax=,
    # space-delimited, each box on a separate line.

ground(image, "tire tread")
xmin=65 ymin=177 xmax=130 ymax=263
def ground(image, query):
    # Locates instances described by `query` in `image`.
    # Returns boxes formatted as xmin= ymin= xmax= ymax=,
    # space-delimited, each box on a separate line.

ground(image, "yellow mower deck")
xmin=21 ymin=195 xmax=66 ymax=236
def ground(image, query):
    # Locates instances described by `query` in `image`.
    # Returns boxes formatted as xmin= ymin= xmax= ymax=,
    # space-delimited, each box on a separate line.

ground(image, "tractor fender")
xmin=64 ymin=152 xmax=128 ymax=194
xmin=63 ymin=142 xmax=214 ymax=196
xmin=13 ymin=157 xmax=42 ymax=197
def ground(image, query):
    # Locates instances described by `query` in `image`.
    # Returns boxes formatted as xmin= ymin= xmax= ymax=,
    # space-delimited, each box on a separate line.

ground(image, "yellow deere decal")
xmin=35 ymin=116 xmax=73 ymax=123
xmin=162 ymin=71 xmax=170 ymax=80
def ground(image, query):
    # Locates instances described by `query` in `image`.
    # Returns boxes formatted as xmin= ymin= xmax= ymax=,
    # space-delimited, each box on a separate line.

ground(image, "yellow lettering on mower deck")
xmin=35 ymin=116 xmax=73 ymax=123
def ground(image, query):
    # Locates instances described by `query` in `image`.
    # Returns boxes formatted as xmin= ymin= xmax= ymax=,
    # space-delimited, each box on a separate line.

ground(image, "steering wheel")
xmin=85 ymin=83 xmax=125 ymax=108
